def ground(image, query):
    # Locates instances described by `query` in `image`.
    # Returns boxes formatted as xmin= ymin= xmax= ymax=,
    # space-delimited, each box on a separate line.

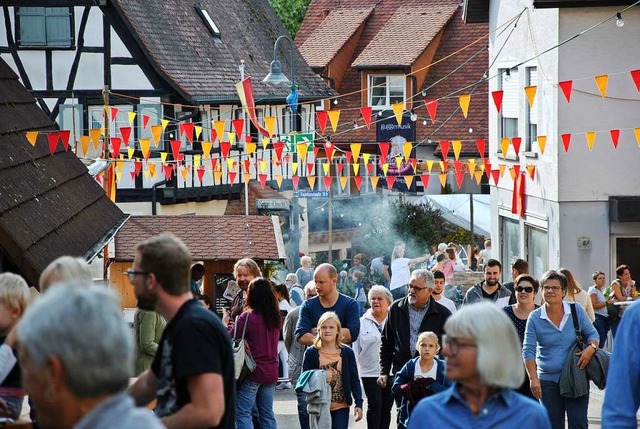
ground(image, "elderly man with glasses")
xmin=378 ymin=269 xmax=451 ymax=428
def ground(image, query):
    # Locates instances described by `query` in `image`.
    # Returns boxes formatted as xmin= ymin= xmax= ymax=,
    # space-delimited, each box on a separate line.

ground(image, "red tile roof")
xmin=114 ymin=215 xmax=286 ymax=261
xmin=352 ymin=4 xmax=457 ymax=68
xmin=299 ymin=7 xmax=374 ymax=69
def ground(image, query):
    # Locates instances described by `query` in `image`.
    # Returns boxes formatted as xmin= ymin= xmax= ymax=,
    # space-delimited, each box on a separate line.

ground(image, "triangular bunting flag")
xmin=307 ymin=175 xmax=316 ymax=190
xmin=353 ymin=163 xmax=360 ymax=176
xmin=170 ymin=140 xmax=181 ymax=160
xmin=467 ymin=159 xmax=477 ymax=175
xmin=79 ymin=135 xmax=90 ymax=155
xmin=363 ymin=153 xmax=371 ymax=164
xmin=344 ymin=150 xmax=352 ymax=164
xmin=410 ymin=158 xmax=418 ymax=173
xmin=258 ymin=174 xmax=268 ymax=189
xmin=160 ymin=152 xmax=168 ymax=164
xmin=59 ymin=130 xmax=70 ymax=151
xmin=379 ymin=142 xmax=390 ymax=162
xmin=213 ymin=169 xmax=222 ymax=184
xmin=424 ymin=99 xmax=437 ymax=124
xmin=214 ymin=120 xmax=226 ymax=142
xmin=90 ymin=128 xmax=101 ymax=150
xmin=452 ymin=140 xmax=462 ymax=160
xmin=537 ymin=136 xmax=547 ymax=154
xmin=163 ymin=165 xmax=173 ymax=180
xmin=339 ymin=176 xmax=348 ymax=190
xmin=500 ymin=138 xmax=509 ymax=155
xmin=227 ymin=132 xmax=236 ymax=146
xmin=491 ymin=90 xmax=504 ymax=113
xmin=197 ymin=166 xmax=206 ymax=183
xmin=183 ymin=123 xmax=194 ymax=143
xmin=631 ymin=69 xmax=640 ymax=93
xmin=128 ymin=111 xmax=136 ymax=125
xmin=360 ymin=107 xmax=372 ymax=129
xmin=232 ymin=119 xmax=244 ymax=140
xmin=438 ymin=173 xmax=447 ymax=188
xmin=229 ymin=171 xmax=237 ymax=185
xmin=586 ymin=131 xmax=596 ymax=151
xmin=634 ymin=128 xmax=640 ymax=147
xmin=498 ymin=164 xmax=506 ymax=177
xmin=202 ymin=141 xmax=213 ymax=159
xmin=610 ymin=129 xmax=620 ymax=149
xmin=148 ymin=163 xmax=157 ymax=179
xmin=454 ymin=170 xmax=465 ymax=189
xmin=220 ymin=141 xmax=231 ymax=158
xmin=246 ymin=142 xmax=256 ymax=155
xmin=140 ymin=139 xmax=151 ymax=160
xmin=322 ymin=162 xmax=331 ymax=176
xmin=47 ymin=132 xmax=59 ymax=155
xmin=307 ymin=162 xmax=314 ymax=175
xmin=402 ymin=142 xmax=412 ymax=161
xmin=297 ymin=143 xmax=308 ymax=162
xmin=420 ymin=174 xmax=430 ymax=189
xmin=195 ymin=125 xmax=203 ymax=140
xmin=120 ymin=126 xmax=132 ymax=146
xmin=350 ymin=143 xmax=362 ymax=163
xmin=440 ymin=141 xmax=450 ymax=160
xmin=161 ymin=119 xmax=169 ymax=131
xmin=476 ymin=139 xmax=486 ymax=158
xmin=395 ymin=156 xmax=403 ymax=171
xmin=292 ymin=175 xmax=300 ymax=190
xmin=426 ymin=160 xmax=434 ymax=173
xmin=512 ymin=137 xmax=522 ymax=154
xmin=262 ymin=137 xmax=270 ymax=150
xmin=404 ymin=175 xmax=414 ymax=189
xmin=354 ymin=176 xmax=363 ymax=190
xmin=324 ymin=141 xmax=335 ymax=162
xmin=474 ymin=170 xmax=483 ymax=185
xmin=150 ymin=125 xmax=162 ymax=147
xmin=142 ymin=115 xmax=150 ymax=129
xmin=370 ymin=175 xmax=380 ymax=190
xmin=391 ymin=102 xmax=403 ymax=125
xmin=561 ymin=133 xmax=571 ymax=153
xmin=526 ymin=165 xmax=536 ymax=180
xmin=559 ymin=81 xmax=573 ymax=103
xmin=275 ymin=174 xmax=283 ymax=189
xmin=490 ymin=169 xmax=500 ymax=185
xmin=382 ymin=163 xmax=389 ymax=176
xmin=328 ymin=110 xmax=340 ymax=133
xmin=323 ymin=176 xmax=333 ymax=191
xmin=524 ymin=86 xmax=537 ymax=108
xmin=316 ymin=111 xmax=328 ymax=135
xmin=458 ymin=94 xmax=471 ymax=118
xmin=292 ymin=162 xmax=299 ymax=175
xmin=26 ymin=131 xmax=38 ymax=146
xmin=386 ymin=176 xmax=396 ymax=190
xmin=336 ymin=163 xmax=344 ymax=176
xmin=110 ymin=137 xmax=121 ymax=158
xmin=594 ymin=75 xmax=608 ymax=98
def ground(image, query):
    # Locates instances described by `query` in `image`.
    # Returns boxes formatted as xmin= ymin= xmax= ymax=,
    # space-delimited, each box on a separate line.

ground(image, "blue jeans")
xmin=391 ymin=285 xmax=407 ymax=301
xmin=296 ymin=390 xmax=310 ymax=429
xmin=330 ymin=408 xmax=350 ymax=429
xmin=237 ymin=380 xmax=277 ymax=429
xmin=540 ymin=379 xmax=588 ymax=429
xmin=593 ymin=314 xmax=610 ymax=348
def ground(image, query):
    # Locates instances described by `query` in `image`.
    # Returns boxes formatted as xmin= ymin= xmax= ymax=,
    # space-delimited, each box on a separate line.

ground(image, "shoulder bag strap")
xmin=241 ymin=313 xmax=249 ymax=340
xmin=569 ymin=303 xmax=584 ymax=346
xmin=233 ymin=315 xmax=239 ymax=340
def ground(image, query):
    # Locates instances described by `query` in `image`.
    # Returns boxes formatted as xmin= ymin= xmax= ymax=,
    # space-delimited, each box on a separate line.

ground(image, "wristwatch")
xmin=589 ymin=343 xmax=597 ymax=351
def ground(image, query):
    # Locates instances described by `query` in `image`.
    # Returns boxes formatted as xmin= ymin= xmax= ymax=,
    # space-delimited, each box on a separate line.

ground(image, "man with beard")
xmin=127 ymin=233 xmax=235 ymax=429
xmin=378 ymin=269 xmax=451 ymax=428
xmin=462 ymin=259 xmax=511 ymax=307
xmin=229 ymin=258 xmax=262 ymax=319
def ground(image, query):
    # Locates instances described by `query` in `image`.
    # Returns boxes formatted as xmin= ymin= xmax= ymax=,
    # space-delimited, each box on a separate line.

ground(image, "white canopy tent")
xmin=411 ymin=194 xmax=491 ymax=237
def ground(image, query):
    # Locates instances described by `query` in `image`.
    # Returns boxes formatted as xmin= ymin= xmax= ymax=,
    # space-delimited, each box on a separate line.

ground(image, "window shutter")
xmin=19 ymin=8 xmax=46 ymax=46
xmin=138 ymin=104 xmax=163 ymax=151
xmin=59 ymin=104 xmax=83 ymax=149
xmin=501 ymin=69 xmax=519 ymax=119
xmin=45 ymin=8 xmax=71 ymax=46
xmin=528 ymin=68 xmax=538 ymax=125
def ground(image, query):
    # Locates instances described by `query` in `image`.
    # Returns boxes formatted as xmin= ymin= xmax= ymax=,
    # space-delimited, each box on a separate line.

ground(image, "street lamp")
xmin=263 ymin=35 xmax=301 ymax=271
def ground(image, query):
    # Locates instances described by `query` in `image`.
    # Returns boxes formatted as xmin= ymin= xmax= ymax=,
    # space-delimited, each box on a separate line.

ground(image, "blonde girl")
xmin=303 ymin=312 xmax=363 ymax=428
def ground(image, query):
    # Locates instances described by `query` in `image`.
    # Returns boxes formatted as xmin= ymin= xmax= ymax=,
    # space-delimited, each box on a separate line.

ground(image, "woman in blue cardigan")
xmin=392 ymin=331 xmax=451 ymax=426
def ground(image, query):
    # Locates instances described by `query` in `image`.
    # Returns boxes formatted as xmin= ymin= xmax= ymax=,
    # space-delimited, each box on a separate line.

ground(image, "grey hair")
xmin=437 ymin=242 xmax=448 ymax=252
xmin=286 ymin=273 xmax=298 ymax=283
xmin=367 ymin=285 xmax=393 ymax=305
xmin=444 ymin=302 xmax=524 ymax=389
xmin=39 ymin=256 xmax=93 ymax=292
xmin=18 ymin=283 xmax=133 ymax=397
xmin=410 ymin=269 xmax=435 ymax=289
xmin=304 ymin=281 xmax=316 ymax=295
xmin=300 ymin=256 xmax=312 ymax=265
xmin=391 ymin=245 xmax=404 ymax=261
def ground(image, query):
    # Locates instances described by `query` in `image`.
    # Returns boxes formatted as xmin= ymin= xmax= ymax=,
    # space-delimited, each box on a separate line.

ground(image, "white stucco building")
xmin=464 ymin=0 xmax=640 ymax=286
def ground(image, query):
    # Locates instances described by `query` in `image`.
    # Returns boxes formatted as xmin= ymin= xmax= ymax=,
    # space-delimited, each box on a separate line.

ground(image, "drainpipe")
xmin=151 ymin=180 xmax=167 ymax=215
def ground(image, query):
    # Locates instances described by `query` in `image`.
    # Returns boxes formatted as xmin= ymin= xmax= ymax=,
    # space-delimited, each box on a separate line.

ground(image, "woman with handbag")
xmin=523 ymin=270 xmax=599 ymax=429
xmin=225 ymin=277 xmax=281 ymax=429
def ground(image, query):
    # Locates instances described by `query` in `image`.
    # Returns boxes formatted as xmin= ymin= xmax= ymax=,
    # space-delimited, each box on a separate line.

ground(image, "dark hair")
xmin=274 ymin=283 xmax=290 ymax=302
xmin=245 ymin=278 xmax=282 ymax=330
xmin=484 ymin=259 xmax=502 ymax=271
xmin=616 ymin=264 xmax=630 ymax=278
xmin=514 ymin=274 xmax=540 ymax=294
xmin=191 ymin=264 xmax=205 ymax=276
xmin=540 ymin=269 xmax=568 ymax=291
xmin=445 ymin=248 xmax=456 ymax=260
xmin=512 ymin=259 xmax=529 ymax=275
xmin=592 ymin=271 xmax=605 ymax=281
xmin=433 ymin=270 xmax=445 ymax=280
xmin=198 ymin=293 xmax=212 ymax=308
xmin=436 ymin=253 xmax=446 ymax=263
xmin=137 ymin=234 xmax=191 ymax=295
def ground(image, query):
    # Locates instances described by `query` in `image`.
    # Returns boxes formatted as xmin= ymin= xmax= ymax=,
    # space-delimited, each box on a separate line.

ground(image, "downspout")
xmin=151 ymin=180 xmax=167 ymax=215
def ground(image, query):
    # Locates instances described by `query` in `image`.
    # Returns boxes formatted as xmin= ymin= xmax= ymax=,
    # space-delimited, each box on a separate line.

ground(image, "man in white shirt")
xmin=477 ymin=239 xmax=492 ymax=266
xmin=432 ymin=270 xmax=457 ymax=314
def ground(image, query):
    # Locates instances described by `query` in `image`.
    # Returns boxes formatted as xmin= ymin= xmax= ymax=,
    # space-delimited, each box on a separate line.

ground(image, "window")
xmin=195 ymin=7 xmax=222 ymax=43
xmin=526 ymin=225 xmax=548 ymax=279
xmin=501 ymin=216 xmax=520 ymax=281
xmin=368 ymin=75 xmax=405 ymax=110
xmin=316 ymin=156 xmax=350 ymax=196
xmin=17 ymin=7 xmax=74 ymax=48
xmin=525 ymin=67 xmax=538 ymax=152
xmin=88 ymin=105 xmax=134 ymax=154
xmin=58 ymin=104 xmax=83 ymax=151
xmin=499 ymin=68 xmax=519 ymax=147
xmin=137 ymin=104 xmax=163 ymax=152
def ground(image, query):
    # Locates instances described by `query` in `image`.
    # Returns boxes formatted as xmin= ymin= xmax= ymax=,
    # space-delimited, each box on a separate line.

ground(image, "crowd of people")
xmin=0 ymin=234 xmax=637 ymax=429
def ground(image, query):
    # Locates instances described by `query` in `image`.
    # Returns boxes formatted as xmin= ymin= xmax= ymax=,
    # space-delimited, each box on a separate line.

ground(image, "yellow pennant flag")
xmin=594 ymin=75 xmax=608 ymax=98
xmin=90 ymin=129 xmax=101 ymax=149
xmin=438 ymin=173 xmax=447 ymax=187
xmin=214 ymin=170 xmax=222 ymax=184
xmin=275 ymin=174 xmax=283 ymax=189
xmin=362 ymin=153 xmax=371 ymax=164
xmin=524 ymin=86 xmax=537 ymax=108
xmin=148 ymin=163 xmax=157 ymax=179
xmin=370 ymin=175 xmax=380 ymax=190
xmin=139 ymin=139 xmax=151 ymax=159
xmin=264 ymin=117 xmax=276 ymax=137
xmin=214 ymin=121 xmax=226 ymax=142
xmin=509 ymin=167 xmax=516 ymax=180
xmin=100 ymin=124 xmax=105 ymax=137
xmin=404 ymin=175 xmax=414 ymax=189
xmin=339 ymin=176 xmax=348 ymax=190
xmin=459 ymin=94 xmax=471 ymax=118
xmin=26 ymin=131 xmax=38 ymax=146
xmin=127 ymin=147 xmax=135 ymax=160
xmin=635 ymin=128 xmax=640 ymax=147
xmin=116 ymin=158 xmax=125 ymax=175
xmin=194 ymin=155 xmax=201 ymax=168
xmin=526 ymin=165 xmax=536 ymax=180
xmin=161 ymin=119 xmax=170 ymax=131
xmin=426 ymin=160 xmax=434 ymax=173
xmin=201 ymin=141 xmax=212 ymax=159
xmin=586 ymin=131 xmax=596 ymax=151
xmin=322 ymin=162 xmax=331 ymax=176
xmin=151 ymin=125 xmax=163 ymax=147
xmin=227 ymin=158 xmax=235 ymax=171
xmin=537 ymin=136 xmax=547 ymax=154
xmin=350 ymin=143 xmax=361 ymax=162
xmin=246 ymin=142 xmax=256 ymax=155
xmin=452 ymin=140 xmax=462 ymax=160
xmin=262 ymin=137 xmax=270 ymax=150
xmin=382 ymin=163 xmax=389 ymax=176
xmin=292 ymin=162 xmax=299 ymax=175
xmin=498 ymin=164 xmax=507 ymax=177
xmin=260 ymin=160 xmax=267 ymax=173
xmin=127 ymin=111 xmax=136 ymax=125
xmin=228 ymin=132 xmax=236 ymax=145
xmin=79 ymin=135 xmax=90 ymax=155
xmin=439 ymin=161 xmax=446 ymax=173
xmin=307 ymin=175 xmax=316 ymax=190
xmin=391 ymin=102 xmax=404 ymax=125
xmin=474 ymin=170 xmax=483 ymax=185
xmin=353 ymin=163 xmax=360 ymax=176
xmin=297 ymin=143 xmax=308 ymax=161
xmin=243 ymin=173 xmax=251 ymax=184
xmin=195 ymin=126 xmax=203 ymax=140
xmin=160 ymin=152 xmax=168 ymax=164
xmin=143 ymin=169 xmax=150 ymax=180
xmin=328 ymin=110 xmax=341 ymax=132
xmin=403 ymin=142 xmax=412 ymax=161
xmin=467 ymin=159 xmax=477 ymax=174
xmin=500 ymin=138 xmax=509 ymax=155
xmin=180 ymin=166 xmax=189 ymax=181
xmin=115 ymin=170 xmax=122 ymax=183
xmin=395 ymin=156 xmax=403 ymax=170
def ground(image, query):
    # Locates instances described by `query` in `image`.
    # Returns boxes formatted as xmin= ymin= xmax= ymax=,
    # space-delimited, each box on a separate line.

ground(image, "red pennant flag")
xmin=316 ymin=111 xmax=328 ymax=135
xmin=274 ymin=141 xmax=284 ymax=161
xmin=313 ymin=145 xmax=320 ymax=158
xmin=292 ymin=175 xmax=300 ymax=190
xmin=476 ymin=139 xmax=486 ymax=158
xmin=345 ymin=151 xmax=352 ymax=163
xmin=130 ymin=171 xmax=136 ymax=181
xmin=245 ymin=136 xmax=253 ymax=144
xmin=229 ymin=171 xmax=237 ymax=185
xmin=631 ymin=69 xmax=640 ymax=92
xmin=210 ymin=129 xmax=218 ymax=144
xmin=491 ymin=90 xmax=504 ymax=113
xmin=336 ymin=163 xmax=344 ymax=176
xmin=176 ymin=153 xmax=185 ymax=164
xmin=610 ymin=129 xmax=620 ymax=149
xmin=512 ymin=173 xmax=526 ymax=216
xmin=379 ymin=142 xmax=390 ymax=161
xmin=439 ymin=141 xmax=450 ymax=160
xmin=324 ymin=141 xmax=335 ymax=161
xmin=453 ymin=160 xmax=463 ymax=175
xmin=410 ymin=158 xmax=418 ymax=172
xmin=441 ymin=160 xmax=449 ymax=174
xmin=210 ymin=158 xmax=218 ymax=171
xmin=59 ymin=130 xmax=71 ymax=151
xmin=420 ymin=174 xmax=430 ymax=189
xmin=220 ymin=141 xmax=231 ymax=158
xmin=120 ymin=126 xmax=132 ymax=146
xmin=258 ymin=174 xmax=268 ymax=189
xmin=142 ymin=115 xmax=151 ymax=129
xmin=110 ymin=137 xmax=122 ymax=158
xmin=512 ymin=137 xmax=522 ymax=154
xmin=559 ymin=81 xmax=573 ymax=103
xmin=366 ymin=162 xmax=373 ymax=176
xmin=197 ymin=166 xmax=205 ymax=183
xmin=561 ymin=133 xmax=571 ymax=153
xmin=47 ymin=132 xmax=59 ymax=155
xmin=483 ymin=158 xmax=491 ymax=175
xmin=354 ymin=176 xmax=363 ymax=190
xmin=454 ymin=170 xmax=465 ymax=189
xmin=424 ymin=99 xmax=438 ymax=124
xmin=307 ymin=163 xmax=314 ymax=175
xmin=232 ymin=119 xmax=245 ymax=140
xmin=323 ymin=176 xmax=332 ymax=191
xmin=386 ymin=176 xmax=396 ymax=190
xmin=360 ymin=107 xmax=373 ymax=129
xmin=490 ymin=170 xmax=500 ymax=185
xmin=243 ymin=159 xmax=251 ymax=173
xmin=134 ymin=160 xmax=142 ymax=176
xmin=110 ymin=107 xmax=119 ymax=121
xmin=163 ymin=165 xmax=173 ymax=180
xmin=183 ymin=123 xmax=194 ymax=143
xmin=170 ymin=140 xmax=181 ymax=160
xmin=178 ymin=122 xmax=185 ymax=137
xmin=513 ymin=165 xmax=521 ymax=177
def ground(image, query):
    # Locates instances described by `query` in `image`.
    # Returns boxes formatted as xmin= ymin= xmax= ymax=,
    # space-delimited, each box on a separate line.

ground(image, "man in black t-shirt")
xmin=128 ymin=233 xmax=235 ymax=429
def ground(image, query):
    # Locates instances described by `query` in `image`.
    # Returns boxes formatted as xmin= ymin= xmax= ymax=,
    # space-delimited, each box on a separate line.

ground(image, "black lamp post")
xmin=263 ymin=35 xmax=300 ymax=271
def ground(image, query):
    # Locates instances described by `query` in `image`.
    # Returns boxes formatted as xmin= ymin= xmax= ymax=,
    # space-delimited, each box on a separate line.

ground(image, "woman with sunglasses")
xmin=523 ymin=270 xmax=599 ymax=429
xmin=502 ymin=275 xmax=539 ymax=399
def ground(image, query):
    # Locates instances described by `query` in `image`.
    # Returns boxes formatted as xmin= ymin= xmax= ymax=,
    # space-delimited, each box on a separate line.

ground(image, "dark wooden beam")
xmin=111 ymin=57 xmax=137 ymax=65
xmin=0 ymin=1 xmax=97 ymax=5
xmin=32 ymin=89 xmax=171 ymax=98
xmin=534 ymin=0 xmax=636 ymax=8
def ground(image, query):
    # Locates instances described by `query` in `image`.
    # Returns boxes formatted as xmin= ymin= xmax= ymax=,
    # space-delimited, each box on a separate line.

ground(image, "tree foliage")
xmin=269 ymin=0 xmax=312 ymax=38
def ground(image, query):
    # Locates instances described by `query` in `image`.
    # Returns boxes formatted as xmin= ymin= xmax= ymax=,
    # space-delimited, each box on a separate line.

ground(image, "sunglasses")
xmin=515 ymin=286 xmax=534 ymax=293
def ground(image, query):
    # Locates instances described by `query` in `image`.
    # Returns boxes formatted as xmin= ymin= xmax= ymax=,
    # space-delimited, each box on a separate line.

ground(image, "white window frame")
xmin=498 ymin=68 xmax=519 ymax=152
xmin=88 ymin=105 xmax=134 ymax=153
xmin=368 ymin=74 xmax=406 ymax=110
xmin=525 ymin=66 xmax=538 ymax=152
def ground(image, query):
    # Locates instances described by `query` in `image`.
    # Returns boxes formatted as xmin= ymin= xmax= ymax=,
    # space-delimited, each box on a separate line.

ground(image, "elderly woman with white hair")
xmin=407 ymin=302 xmax=551 ymax=429
xmin=17 ymin=284 xmax=163 ymax=429
xmin=295 ymin=256 xmax=314 ymax=290
xmin=353 ymin=285 xmax=394 ymax=429
xmin=39 ymin=256 xmax=93 ymax=292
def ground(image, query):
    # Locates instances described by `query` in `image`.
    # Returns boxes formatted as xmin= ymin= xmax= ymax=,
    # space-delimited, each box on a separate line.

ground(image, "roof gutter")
xmin=85 ymin=214 xmax=130 ymax=263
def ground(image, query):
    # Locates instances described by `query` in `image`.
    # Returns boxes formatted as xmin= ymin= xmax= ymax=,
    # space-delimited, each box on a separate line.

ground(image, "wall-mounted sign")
xmin=256 ymin=199 xmax=290 ymax=210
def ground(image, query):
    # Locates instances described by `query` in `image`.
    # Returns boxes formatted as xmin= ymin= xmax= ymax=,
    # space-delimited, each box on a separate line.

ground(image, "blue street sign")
xmin=298 ymin=190 xmax=330 ymax=199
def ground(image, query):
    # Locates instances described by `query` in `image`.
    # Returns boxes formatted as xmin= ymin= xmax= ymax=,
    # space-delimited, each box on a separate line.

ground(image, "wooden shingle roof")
xmin=114 ymin=215 xmax=286 ymax=261
xmin=108 ymin=0 xmax=335 ymax=103
xmin=0 ymin=59 xmax=128 ymax=286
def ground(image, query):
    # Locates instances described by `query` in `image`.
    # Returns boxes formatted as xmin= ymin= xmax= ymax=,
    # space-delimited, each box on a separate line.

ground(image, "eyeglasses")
xmin=126 ymin=268 xmax=149 ymax=281
xmin=408 ymin=285 xmax=428 ymax=292
xmin=442 ymin=335 xmax=477 ymax=357
xmin=542 ymin=285 xmax=562 ymax=292
xmin=515 ymin=286 xmax=534 ymax=293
